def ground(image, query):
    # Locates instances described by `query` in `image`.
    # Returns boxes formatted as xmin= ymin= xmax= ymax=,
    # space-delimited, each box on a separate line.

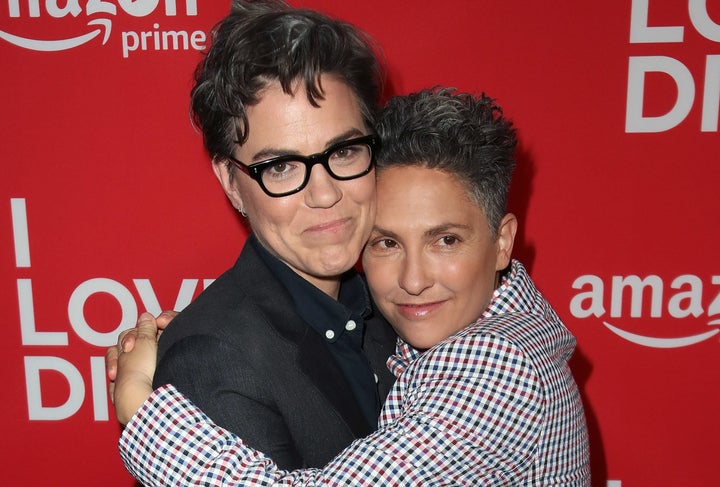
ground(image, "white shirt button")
xmin=325 ymin=330 xmax=335 ymax=340
xmin=345 ymin=320 xmax=357 ymax=331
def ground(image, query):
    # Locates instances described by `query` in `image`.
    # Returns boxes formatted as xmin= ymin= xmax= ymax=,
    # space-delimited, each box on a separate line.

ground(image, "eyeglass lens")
xmin=260 ymin=141 xmax=373 ymax=195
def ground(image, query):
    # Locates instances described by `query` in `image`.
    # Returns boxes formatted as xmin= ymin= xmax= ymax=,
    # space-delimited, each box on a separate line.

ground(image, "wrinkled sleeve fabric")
xmin=119 ymin=334 xmax=545 ymax=486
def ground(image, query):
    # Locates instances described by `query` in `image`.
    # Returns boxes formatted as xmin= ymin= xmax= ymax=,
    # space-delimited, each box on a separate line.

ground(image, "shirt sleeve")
xmin=119 ymin=334 xmax=545 ymax=486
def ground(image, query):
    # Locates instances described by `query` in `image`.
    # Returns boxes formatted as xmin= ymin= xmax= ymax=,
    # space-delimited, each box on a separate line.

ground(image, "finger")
xmin=135 ymin=312 xmax=160 ymax=340
xmin=156 ymin=310 xmax=178 ymax=330
xmin=119 ymin=328 xmax=137 ymax=353
xmin=105 ymin=346 xmax=119 ymax=382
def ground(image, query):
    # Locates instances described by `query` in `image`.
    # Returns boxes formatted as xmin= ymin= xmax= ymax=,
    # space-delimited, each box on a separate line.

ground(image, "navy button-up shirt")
xmin=250 ymin=236 xmax=380 ymax=428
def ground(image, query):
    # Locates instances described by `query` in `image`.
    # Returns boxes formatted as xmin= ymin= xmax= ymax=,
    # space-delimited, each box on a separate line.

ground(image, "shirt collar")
xmin=481 ymin=259 xmax=536 ymax=318
xmin=387 ymin=259 xmax=533 ymax=376
xmin=250 ymin=235 xmax=371 ymax=342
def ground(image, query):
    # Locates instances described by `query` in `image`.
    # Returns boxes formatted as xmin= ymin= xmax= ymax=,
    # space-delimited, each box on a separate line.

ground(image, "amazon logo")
xmin=0 ymin=0 xmax=200 ymax=57
xmin=570 ymin=274 xmax=720 ymax=348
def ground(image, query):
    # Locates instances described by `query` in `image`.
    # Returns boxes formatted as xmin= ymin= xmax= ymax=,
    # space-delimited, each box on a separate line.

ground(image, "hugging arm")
xmin=119 ymin=336 xmax=546 ymax=486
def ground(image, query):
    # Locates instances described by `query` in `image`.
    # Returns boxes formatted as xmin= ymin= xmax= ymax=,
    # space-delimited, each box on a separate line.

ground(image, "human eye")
xmin=436 ymin=235 xmax=460 ymax=248
xmin=330 ymin=143 xmax=367 ymax=165
xmin=262 ymin=160 xmax=301 ymax=181
xmin=367 ymin=236 xmax=399 ymax=252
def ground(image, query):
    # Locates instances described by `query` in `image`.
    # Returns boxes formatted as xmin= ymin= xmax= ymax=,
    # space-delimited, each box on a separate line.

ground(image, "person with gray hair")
xmin=112 ymin=87 xmax=591 ymax=486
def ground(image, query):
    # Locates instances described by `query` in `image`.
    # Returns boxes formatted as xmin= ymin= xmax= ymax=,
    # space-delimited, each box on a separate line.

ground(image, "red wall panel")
xmin=1 ymin=1 xmax=718 ymax=485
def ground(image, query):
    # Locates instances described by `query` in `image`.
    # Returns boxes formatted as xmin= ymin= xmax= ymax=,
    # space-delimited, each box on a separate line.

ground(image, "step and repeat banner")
xmin=1 ymin=1 xmax=718 ymax=485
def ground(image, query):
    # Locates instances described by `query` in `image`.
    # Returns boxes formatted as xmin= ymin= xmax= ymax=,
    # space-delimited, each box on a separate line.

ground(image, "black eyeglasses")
xmin=228 ymin=135 xmax=380 ymax=197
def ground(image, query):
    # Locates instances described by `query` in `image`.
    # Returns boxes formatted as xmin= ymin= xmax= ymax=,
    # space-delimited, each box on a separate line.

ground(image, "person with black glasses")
xmin=107 ymin=0 xmax=397 ymax=470
xmin=112 ymin=88 xmax=591 ymax=486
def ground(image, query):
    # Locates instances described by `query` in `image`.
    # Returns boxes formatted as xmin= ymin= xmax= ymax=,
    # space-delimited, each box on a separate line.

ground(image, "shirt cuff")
xmin=117 ymin=384 xmax=209 ymax=485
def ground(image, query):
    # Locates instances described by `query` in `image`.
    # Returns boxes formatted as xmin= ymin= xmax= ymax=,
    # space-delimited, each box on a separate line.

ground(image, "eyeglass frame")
xmin=227 ymin=134 xmax=381 ymax=197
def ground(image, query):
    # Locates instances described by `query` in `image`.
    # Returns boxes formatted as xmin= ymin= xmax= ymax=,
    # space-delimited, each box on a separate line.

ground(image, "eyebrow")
xmin=371 ymin=222 xmax=472 ymax=240
xmin=425 ymin=223 xmax=472 ymax=237
xmin=249 ymin=128 xmax=366 ymax=162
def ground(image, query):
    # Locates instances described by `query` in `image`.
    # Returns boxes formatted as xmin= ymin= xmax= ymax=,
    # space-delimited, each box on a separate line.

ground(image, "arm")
xmin=153 ymin=335 xmax=303 ymax=468
xmin=119 ymin=335 xmax=546 ymax=486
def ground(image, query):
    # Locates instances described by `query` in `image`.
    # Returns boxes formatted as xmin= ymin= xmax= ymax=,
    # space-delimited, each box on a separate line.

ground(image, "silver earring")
xmin=238 ymin=206 xmax=247 ymax=218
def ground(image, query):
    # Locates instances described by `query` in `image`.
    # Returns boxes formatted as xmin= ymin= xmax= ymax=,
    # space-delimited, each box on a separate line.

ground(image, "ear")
xmin=495 ymin=213 xmax=517 ymax=271
xmin=212 ymin=157 xmax=245 ymax=211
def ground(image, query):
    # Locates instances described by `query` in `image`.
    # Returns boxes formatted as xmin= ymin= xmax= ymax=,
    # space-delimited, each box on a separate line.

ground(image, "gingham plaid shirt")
xmin=119 ymin=260 xmax=590 ymax=486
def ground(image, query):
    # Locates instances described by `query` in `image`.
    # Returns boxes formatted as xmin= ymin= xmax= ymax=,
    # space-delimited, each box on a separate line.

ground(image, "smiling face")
xmin=214 ymin=75 xmax=376 ymax=297
xmin=362 ymin=165 xmax=516 ymax=350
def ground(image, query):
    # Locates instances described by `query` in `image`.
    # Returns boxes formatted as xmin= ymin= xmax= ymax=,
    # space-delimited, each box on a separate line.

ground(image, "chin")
xmin=398 ymin=330 xmax=439 ymax=351
xmin=310 ymin=261 xmax=351 ymax=279
xmin=318 ymin=251 xmax=358 ymax=273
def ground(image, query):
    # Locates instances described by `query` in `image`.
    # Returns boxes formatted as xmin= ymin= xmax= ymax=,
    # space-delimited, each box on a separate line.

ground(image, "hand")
xmin=112 ymin=312 xmax=165 ymax=424
xmin=106 ymin=310 xmax=177 ymax=401
xmin=113 ymin=313 xmax=158 ymax=424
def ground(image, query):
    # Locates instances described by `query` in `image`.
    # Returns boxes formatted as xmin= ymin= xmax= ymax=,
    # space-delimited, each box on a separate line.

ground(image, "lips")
xmin=395 ymin=301 xmax=445 ymax=320
xmin=304 ymin=217 xmax=352 ymax=234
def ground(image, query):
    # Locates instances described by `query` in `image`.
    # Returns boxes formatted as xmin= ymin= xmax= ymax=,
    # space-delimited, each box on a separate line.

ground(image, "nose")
xmin=304 ymin=164 xmax=342 ymax=208
xmin=398 ymin=251 xmax=433 ymax=296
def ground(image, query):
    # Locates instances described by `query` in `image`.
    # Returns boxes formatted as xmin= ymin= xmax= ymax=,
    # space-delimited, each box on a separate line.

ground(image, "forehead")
xmin=241 ymin=76 xmax=366 ymax=155
xmin=375 ymin=166 xmax=485 ymax=228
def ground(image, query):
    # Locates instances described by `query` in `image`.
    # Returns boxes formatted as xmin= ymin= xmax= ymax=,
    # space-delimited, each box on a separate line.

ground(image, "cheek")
xmin=445 ymin=258 xmax=492 ymax=314
xmin=246 ymin=190 xmax=298 ymax=229
xmin=363 ymin=259 xmax=381 ymax=293
xmin=364 ymin=258 xmax=392 ymax=299
xmin=440 ymin=258 xmax=474 ymax=286
xmin=349 ymin=174 xmax=377 ymax=207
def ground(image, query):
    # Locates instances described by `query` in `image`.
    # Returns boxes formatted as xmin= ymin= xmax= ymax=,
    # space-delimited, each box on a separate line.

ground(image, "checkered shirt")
xmin=119 ymin=260 xmax=590 ymax=486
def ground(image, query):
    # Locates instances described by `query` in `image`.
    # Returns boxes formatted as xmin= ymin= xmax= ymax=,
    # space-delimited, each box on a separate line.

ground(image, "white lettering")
xmin=121 ymin=25 xmax=206 ymax=58
xmin=133 ymin=278 xmax=200 ymax=315
xmin=190 ymin=29 xmax=204 ymax=50
xmin=611 ymin=275 xmax=663 ymax=317
xmin=24 ymin=356 xmax=109 ymax=421
xmin=163 ymin=0 xmax=197 ymax=16
xmin=116 ymin=0 xmax=198 ymax=17
xmin=11 ymin=198 xmax=30 ymax=268
xmin=121 ymin=30 xmax=139 ymax=58
xmin=626 ymin=56 xmax=694 ymax=132
xmin=701 ymin=55 xmax=720 ymax=131
xmin=25 ymin=356 xmax=84 ymax=420
xmin=162 ymin=28 xmax=189 ymax=50
xmin=668 ymin=275 xmax=704 ymax=318
xmin=18 ymin=279 xmax=68 ymax=346
xmin=90 ymin=356 xmax=109 ymax=420
xmin=571 ymin=273 xmax=720 ymax=320
xmin=8 ymin=0 xmax=41 ymax=17
xmin=629 ymin=0 xmax=683 ymax=43
xmin=86 ymin=0 xmax=117 ymax=16
xmin=7 ymin=0 xmax=196 ymax=17
xmin=67 ymin=278 xmax=137 ymax=347
xmin=118 ymin=0 xmax=159 ymax=17
xmin=46 ymin=0 xmax=81 ymax=18
xmin=708 ymin=276 xmax=720 ymax=319
xmin=689 ymin=0 xmax=720 ymax=42
xmin=570 ymin=275 xmax=605 ymax=318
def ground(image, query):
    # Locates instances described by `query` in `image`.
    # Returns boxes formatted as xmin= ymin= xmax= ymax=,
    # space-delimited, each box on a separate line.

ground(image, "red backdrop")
xmin=1 ymin=1 xmax=718 ymax=485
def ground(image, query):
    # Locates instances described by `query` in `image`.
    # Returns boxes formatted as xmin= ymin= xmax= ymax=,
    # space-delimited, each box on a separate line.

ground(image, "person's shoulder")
xmin=411 ymin=313 xmax=556 ymax=375
xmin=475 ymin=311 xmax=551 ymax=344
xmin=156 ymin=271 xmax=279 ymax=355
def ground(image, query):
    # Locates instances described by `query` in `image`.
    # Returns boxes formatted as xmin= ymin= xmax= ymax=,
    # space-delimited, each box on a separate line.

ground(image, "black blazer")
xmin=153 ymin=240 xmax=397 ymax=469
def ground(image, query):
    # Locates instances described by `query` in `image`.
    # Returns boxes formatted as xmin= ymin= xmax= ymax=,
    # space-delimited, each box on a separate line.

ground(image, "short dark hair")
xmin=190 ymin=0 xmax=383 ymax=162
xmin=376 ymin=87 xmax=517 ymax=236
